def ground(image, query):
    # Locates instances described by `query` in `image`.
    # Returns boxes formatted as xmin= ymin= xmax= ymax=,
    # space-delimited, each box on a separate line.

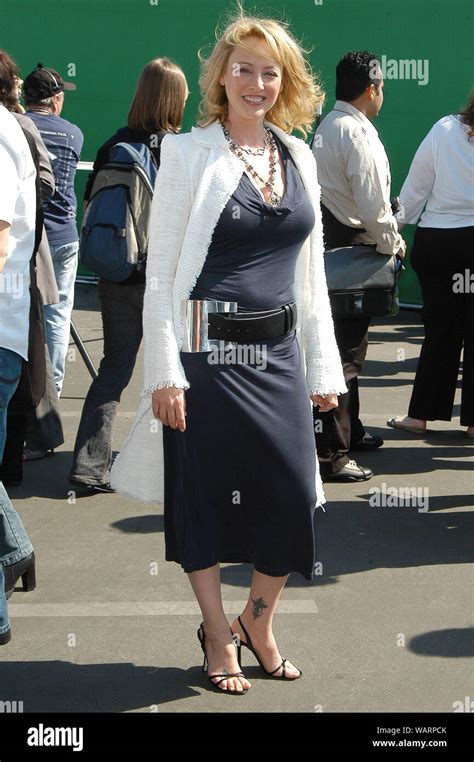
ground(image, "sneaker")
xmin=69 ymin=479 xmax=115 ymax=494
xmin=86 ymin=483 xmax=116 ymax=494
xmin=323 ymin=460 xmax=373 ymax=482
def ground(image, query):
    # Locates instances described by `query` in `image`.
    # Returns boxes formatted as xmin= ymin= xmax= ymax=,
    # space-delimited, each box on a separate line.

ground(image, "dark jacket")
xmin=14 ymin=112 xmax=59 ymax=306
xmin=11 ymin=124 xmax=46 ymax=408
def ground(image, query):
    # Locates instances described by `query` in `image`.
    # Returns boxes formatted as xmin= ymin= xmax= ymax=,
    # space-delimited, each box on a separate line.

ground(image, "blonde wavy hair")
xmin=197 ymin=5 xmax=324 ymax=138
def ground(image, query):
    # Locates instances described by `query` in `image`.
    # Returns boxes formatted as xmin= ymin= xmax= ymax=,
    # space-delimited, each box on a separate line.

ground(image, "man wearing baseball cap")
xmin=24 ymin=64 xmax=83 ymax=397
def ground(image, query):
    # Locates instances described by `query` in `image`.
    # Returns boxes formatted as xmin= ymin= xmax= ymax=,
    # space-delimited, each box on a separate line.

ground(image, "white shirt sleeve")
xmin=0 ymin=142 xmax=20 ymax=225
xmin=398 ymin=127 xmax=436 ymax=225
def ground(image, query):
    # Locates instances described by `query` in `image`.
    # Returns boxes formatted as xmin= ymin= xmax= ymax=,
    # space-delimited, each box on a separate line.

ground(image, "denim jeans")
xmin=0 ymin=347 xmax=34 ymax=637
xmin=0 ymin=348 xmax=22 ymax=460
xmin=44 ymin=240 xmax=79 ymax=396
xmin=0 ymin=565 xmax=7 ymax=637
xmin=69 ymin=279 xmax=145 ymax=486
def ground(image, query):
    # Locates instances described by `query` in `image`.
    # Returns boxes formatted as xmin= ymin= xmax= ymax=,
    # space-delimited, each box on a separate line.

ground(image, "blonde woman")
xmin=111 ymin=10 xmax=346 ymax=694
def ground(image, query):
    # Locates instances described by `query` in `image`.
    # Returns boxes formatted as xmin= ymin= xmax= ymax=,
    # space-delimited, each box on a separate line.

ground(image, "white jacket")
xmin=110 ymin=119 xmax=346 ymax=503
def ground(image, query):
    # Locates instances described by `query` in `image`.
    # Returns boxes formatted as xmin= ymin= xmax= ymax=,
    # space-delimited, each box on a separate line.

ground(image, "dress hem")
xmin=165 ymin=555 xmax=315 ymax=582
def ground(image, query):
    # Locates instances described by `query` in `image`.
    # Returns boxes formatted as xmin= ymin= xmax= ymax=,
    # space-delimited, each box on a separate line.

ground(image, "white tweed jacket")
xmin=110 ymin=119 xmax=346 ymax=503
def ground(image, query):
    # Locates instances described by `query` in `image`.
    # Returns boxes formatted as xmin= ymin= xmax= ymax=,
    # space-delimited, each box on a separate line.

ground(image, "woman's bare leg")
xmin=230 ymin=570 xmax=301 ymax=678
xmin=188 ymin=564 xmax=251 ymax=692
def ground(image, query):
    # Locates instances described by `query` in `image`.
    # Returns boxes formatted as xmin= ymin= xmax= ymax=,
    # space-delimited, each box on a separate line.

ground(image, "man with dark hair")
xmin=335 ymin=50 xmax=384 ymax=102
xmin=312 ymin=51 xmax=405 ymax=482
xmin=24 ymin=64 xmax=83 ymax=396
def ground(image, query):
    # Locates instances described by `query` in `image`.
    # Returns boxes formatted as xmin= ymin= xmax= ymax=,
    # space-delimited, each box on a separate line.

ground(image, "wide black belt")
xmin=207 ymin=302 xmax=297 ymax=342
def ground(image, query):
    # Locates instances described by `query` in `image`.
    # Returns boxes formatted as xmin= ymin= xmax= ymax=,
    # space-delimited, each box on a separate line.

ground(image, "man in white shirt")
xmin=312 ymin=51 xmax=405 ymax=482
xmin=0 ymin=100 xmax=36 ymax=644
xmin=0 ymin=104 xmax=36 ymax=359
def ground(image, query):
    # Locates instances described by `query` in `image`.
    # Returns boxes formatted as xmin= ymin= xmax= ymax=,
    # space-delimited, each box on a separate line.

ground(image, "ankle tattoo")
xmin=251 ymin=596 xmax=268 ymax=620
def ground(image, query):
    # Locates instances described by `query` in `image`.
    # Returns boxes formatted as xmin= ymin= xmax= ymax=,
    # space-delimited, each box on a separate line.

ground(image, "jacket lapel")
xmin=172 ymin=126 xmax=245 ymax=322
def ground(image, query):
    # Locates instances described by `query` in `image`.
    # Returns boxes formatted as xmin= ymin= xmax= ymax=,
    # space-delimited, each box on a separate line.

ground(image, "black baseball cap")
xmin=23 ymin=63 xmax=77 ymax=99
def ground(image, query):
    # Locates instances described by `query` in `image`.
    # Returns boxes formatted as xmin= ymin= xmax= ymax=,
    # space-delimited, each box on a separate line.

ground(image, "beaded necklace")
xmin=221 ymin=122 xmax=283 ymax=207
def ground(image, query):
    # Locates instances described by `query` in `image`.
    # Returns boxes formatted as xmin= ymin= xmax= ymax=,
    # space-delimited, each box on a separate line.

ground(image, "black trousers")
xmin=314 ymin=204 xmax=371 ymax=474
xmin=0 ymin=352 xmax=64 ymax=484
xmin=408 ymin=226 xmax=474 ymax=426
xmin=314 ymin=316 xmax=370 ymax=471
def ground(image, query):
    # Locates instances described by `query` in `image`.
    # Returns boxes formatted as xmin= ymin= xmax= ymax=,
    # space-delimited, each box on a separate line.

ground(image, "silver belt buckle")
xmin=181 ymin=299 xmax=238 ymax=352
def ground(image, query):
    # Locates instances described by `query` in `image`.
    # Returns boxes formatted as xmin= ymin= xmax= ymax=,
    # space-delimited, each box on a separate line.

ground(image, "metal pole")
xmin=70 ymin=319 xmax=98 ymax=379
xmin=310 ymin=103 xmax=324 ymax=150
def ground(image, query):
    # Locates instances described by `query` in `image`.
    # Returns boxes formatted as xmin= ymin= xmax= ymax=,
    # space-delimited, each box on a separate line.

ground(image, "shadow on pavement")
xmin=0 ymin=660 xmax=210 ymax=711
xmin=218 ymin=498 xmax=472 ymax=588
xmin=408 ymin=627 xmax=474 ymax=658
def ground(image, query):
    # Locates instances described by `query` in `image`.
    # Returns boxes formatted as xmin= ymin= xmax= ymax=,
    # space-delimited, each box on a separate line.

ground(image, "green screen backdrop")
xmin=2 ymin=0 xmax=473 ymax=304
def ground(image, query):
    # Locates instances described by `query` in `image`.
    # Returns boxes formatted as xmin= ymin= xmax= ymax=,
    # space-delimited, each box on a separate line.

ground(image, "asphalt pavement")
xmin=2 ymin=283 xmax=473 ymax=714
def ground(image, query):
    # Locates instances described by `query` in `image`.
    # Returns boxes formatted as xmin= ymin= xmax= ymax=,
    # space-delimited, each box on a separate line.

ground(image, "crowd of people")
xmin=0 ymin=6 xmax=472 ymax=695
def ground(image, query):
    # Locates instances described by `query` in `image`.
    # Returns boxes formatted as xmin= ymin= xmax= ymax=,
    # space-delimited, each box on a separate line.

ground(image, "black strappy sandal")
xmin=197 ymin=622 xmax=249 ymax=694
xmin=232 ymin=615 xmax=302 ymax=680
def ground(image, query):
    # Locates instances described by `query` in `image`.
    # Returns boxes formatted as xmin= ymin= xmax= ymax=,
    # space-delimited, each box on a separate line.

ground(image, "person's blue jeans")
xmin=0 ymin=348 xmax=22 ymax=460
xmin=44 ymin=240 xmax=79 ymax=396
xmin=69 ymin=279 xmax=145 ymax=486
xmin=0 ymin=565 xmax=7 ymax=638
xmin=0 ymin=347 xmax=34 ymax=637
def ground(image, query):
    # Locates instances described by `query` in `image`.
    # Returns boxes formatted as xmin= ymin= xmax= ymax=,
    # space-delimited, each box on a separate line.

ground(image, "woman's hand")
xmin=310 ymin=393 xmax=338 ymax=412
xmin=152 ymin=387 xmax=186 ymax=431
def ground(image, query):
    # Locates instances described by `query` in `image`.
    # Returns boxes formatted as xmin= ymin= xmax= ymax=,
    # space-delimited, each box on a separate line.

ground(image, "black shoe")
xmin=197 ymin=622 xmax=249 ymax=694
xmin=86 ymin=483 xmax=115 ymax=494
xmin=232 ymin=615 xmax=302 ymax=681
xmin=351 ymin=433 xmax=384 ymax=451
xmin=323 ymin=460 xmax=373 ymax=482
xmin=3 ymin=551 xmax=36 ymax=600
xmin=22 ymin=447 xmax=54 ymax=461
xmin=69 ymin=479 xmax=115 ymax=494
xmin=0 ymin=628 xmax=12 ymax=645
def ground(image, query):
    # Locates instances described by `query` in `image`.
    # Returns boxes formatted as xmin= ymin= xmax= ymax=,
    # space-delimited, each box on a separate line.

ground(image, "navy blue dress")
xmin=163 ymin=133 xmax=318 ymax=581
